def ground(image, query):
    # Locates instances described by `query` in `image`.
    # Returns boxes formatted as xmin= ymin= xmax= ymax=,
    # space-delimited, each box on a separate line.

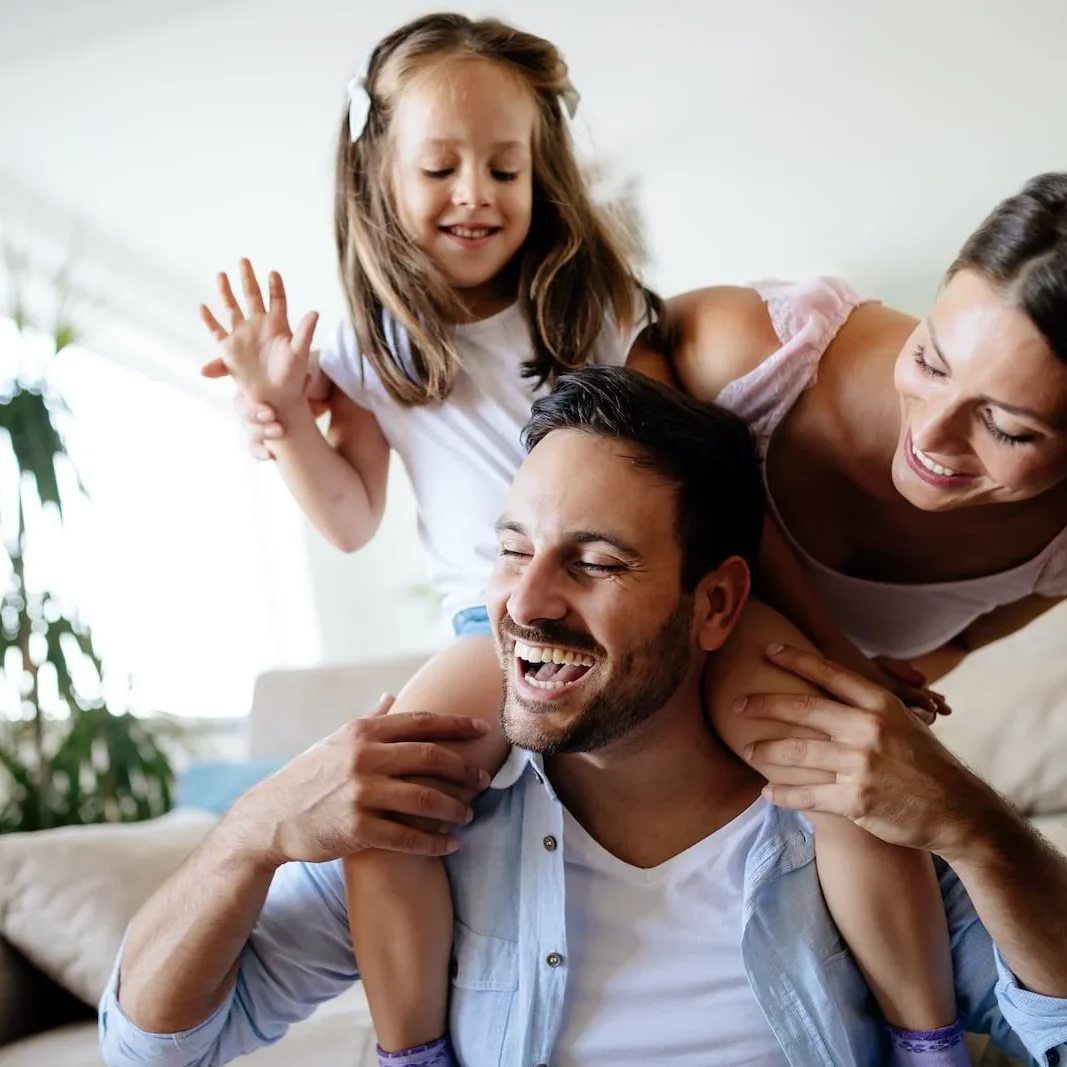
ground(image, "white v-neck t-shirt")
xmin=553 ymin=798 xmax=788 ymax=1066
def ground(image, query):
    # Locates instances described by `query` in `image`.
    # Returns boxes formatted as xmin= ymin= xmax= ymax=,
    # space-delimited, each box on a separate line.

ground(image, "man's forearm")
xmin=118 ymin=814 xmax=278 ymax=1033
xmin=945 ymin=789 xmax=1067 ymax=997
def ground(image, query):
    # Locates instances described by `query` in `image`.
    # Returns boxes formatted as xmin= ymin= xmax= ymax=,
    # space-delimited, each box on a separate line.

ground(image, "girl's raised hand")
xmin=199 ymin=260 xmax=318 ymax=414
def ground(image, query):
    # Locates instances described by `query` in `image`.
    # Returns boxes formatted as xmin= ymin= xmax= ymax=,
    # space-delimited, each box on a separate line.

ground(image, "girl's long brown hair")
xmin=335 ymin=12 xmax=664 ymax=406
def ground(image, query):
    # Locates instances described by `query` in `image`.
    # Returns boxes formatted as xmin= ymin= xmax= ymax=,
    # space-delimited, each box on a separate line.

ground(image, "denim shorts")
xmin=452 ymin=605 xmax=492 ymax=638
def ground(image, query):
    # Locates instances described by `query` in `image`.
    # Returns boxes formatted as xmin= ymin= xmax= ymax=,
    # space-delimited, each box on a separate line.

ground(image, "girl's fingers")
xmin=268 ymin=271 xmax=288 ymax=324
xmin=200 ymin=357 xmax=231 ymax=379
xmin=240 ymin=258 xmax=266 ymax=314
xmin=291 ymin=310 xmax=320 ymax=359
xmin=200 ymin=304 xmax=229 ymax=342
xmin=217 ymin=272 xmax=244 ymax=329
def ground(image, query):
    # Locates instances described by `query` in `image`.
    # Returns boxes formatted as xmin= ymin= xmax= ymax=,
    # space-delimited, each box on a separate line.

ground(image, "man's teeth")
xmin=912 ymin=444 xmax=960 ymax=477
xmin=514 ymin=641 xmax=594 ymax=668
xmin=448 ymin=225 xmax=492 ymax=238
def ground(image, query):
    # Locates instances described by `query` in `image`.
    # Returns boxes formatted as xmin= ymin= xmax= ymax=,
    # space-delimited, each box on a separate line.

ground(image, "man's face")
xmin=487 ymin=430 xmax=698 ymax=754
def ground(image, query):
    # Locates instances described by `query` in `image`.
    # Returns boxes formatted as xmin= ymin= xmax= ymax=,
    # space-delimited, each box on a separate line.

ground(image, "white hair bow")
xmin=347 ymin=75 xmax=371 ymax=142
xmin=559 ymin=80 xmax=580 ymax=121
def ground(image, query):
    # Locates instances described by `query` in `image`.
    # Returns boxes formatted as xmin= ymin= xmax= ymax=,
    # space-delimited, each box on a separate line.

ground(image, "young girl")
xmin=201 ymin=12 xmax=961 ymax=1066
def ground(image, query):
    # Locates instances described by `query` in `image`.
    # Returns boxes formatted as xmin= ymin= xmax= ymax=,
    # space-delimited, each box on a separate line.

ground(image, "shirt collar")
xmin=491 ymin=746 xmax=560 ymax=801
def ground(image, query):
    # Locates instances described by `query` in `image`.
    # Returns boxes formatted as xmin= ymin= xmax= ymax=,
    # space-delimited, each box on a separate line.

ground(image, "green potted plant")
xmin=0 ymin=247 xmax=177 ymax=832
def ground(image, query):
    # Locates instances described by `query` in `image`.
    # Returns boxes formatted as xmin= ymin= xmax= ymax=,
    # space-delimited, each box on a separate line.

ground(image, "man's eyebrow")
xmin=493 ymin=520 xmax=641 ymax=559
xmin=928 ymin=319 xmax=1055 ymax=426
xmin=569 ymin=530 xmax=641 ymax=558
xmin=495 ymin=518 xmax=525 ymax=536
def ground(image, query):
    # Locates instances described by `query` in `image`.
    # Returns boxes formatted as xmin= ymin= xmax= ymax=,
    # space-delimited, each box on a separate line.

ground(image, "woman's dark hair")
xmin=948 ymin=172 xmax=1067 ymax=365
xmin=523 ymin=366 xmax=764 ymax=590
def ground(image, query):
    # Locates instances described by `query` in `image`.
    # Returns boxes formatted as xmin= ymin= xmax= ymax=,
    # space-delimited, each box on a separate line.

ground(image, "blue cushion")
xmin=177 ymin=759 xmax=286 ymax=815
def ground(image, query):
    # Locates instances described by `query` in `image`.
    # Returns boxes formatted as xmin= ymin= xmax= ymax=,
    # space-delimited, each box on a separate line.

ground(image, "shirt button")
xmin=545 ymin=952 xmax=564 ymax=968
xmin=543 ymin=835 xmax=557 ymax=851
xmin=1048 ymin=1051 xmax=1061 ymax=1066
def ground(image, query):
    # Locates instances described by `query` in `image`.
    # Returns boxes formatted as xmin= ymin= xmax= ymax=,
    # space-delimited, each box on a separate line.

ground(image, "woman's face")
xmin=891 ymin=269 xmax=1067 ymax=512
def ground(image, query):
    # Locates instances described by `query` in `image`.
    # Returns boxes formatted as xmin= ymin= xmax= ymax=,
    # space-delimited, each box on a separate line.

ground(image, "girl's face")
xmin=890 ymin=269 xmax=1067 ymax=511
xmin=389 ymin=58 xmax=537 ymax=302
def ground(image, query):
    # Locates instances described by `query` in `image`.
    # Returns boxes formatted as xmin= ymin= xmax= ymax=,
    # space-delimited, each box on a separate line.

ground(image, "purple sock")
xmin=377 ymin=1035 xmax=457 ymax=1067
xmin=887 ymin=1019 xmax=969 ymax=1067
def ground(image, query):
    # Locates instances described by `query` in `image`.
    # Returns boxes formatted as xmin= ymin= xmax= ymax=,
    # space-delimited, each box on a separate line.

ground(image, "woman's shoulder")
xmin=669 ymin=277 xmax=878 ymax=404
xmin=667 ymin=285 xmax=781 ymax=401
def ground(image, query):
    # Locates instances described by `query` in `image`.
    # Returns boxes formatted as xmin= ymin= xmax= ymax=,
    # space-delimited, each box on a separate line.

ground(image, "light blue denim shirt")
xmin=100 ymin=748 xmax=1067 ymax=1067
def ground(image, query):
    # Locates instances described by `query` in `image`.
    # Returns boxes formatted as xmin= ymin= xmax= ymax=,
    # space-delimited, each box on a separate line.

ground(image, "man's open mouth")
xmin=514 ymin=640 xmax=596 ymax=692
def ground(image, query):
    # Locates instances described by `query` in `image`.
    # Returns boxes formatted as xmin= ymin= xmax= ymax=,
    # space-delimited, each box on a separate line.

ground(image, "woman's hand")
xmin=872 ymin=655 xmax=951 ymax=723
xmin=822 ymin=638 xmax=950 ymax=726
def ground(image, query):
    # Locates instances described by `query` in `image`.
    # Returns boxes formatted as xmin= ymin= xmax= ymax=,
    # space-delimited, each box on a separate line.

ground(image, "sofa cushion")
xmin=0 ymin=808 xmax=217 ymax=1006
xmin=936 ymin=601 xmax=1067 ymax=815
xmin=0 ymin=939 xmax=92 ymax=1049
xmin=0 ymin=986 xmax=377 ymax=1066
xmin=177 ymin=759 xmax=286 ymax=815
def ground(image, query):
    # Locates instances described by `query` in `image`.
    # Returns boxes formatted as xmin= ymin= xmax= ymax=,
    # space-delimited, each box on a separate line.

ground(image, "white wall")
xmin=1 ymin=0 xmax=1065 ymax=669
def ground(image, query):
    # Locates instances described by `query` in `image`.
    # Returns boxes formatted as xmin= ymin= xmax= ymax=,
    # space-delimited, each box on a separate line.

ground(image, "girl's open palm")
xmin=200 ymin=259 xmax=318 ymax=412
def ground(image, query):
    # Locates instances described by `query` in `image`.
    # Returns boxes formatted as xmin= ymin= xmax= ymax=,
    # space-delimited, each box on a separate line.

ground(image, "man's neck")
xmin=545 ymin=671 xmax=764 ymax=869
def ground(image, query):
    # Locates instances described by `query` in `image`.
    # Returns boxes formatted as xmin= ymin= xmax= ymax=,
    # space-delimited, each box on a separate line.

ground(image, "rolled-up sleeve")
xmin=991 ymin=947 xmax=1067 ymax=1065
xmin=99 ymin=859 xmax=359 ymax=1067
xmin=938 ymin=859 xmax=1067 ymax=1065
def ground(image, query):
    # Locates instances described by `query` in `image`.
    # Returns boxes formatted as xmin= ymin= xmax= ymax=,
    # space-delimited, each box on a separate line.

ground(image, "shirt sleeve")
xmin=318 ymin=318 xmax=375 ymax=406
xmin=99 ymin=859 xmax=358 ymax=1067
xmin=939 ymin=859 xmax=1067 ymax=1064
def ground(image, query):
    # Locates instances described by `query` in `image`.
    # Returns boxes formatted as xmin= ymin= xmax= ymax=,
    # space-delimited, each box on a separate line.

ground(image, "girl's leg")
xmin=343 ymin=635 xmax=507 ymax=1058
xmin=708 ymin=607 xmax=962 ymax=1060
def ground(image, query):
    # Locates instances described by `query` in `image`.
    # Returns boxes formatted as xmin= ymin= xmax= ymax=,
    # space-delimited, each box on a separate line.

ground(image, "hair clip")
xmin=560 ymin=80 xmax=580 ymax=120
xmin=347 ymin=74 xmax=371 ymax=142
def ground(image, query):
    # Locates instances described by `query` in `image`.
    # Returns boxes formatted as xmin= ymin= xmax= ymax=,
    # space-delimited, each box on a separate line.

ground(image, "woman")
xmin=663 ymin=172 xmax=1067 ymax=1055
xmin=670 ymin=172 xmax=1067 ymax=684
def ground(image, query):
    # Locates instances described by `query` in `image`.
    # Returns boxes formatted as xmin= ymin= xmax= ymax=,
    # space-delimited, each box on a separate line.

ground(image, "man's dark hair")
xmin=522 ymin=366 xmax=764 ymax=590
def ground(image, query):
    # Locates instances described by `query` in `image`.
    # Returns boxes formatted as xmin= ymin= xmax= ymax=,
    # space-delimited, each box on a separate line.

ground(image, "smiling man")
xmin=103 ymin=368 xmax=1067 ymax=1067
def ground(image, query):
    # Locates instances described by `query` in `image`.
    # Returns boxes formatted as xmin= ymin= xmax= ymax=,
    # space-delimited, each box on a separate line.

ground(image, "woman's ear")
xmin=693 ymin=556 xmax=751 ymax=652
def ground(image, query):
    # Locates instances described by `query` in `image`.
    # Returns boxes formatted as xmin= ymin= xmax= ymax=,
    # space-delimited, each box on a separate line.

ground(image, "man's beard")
xmin=498 ymin=597 xmax=694 ymax=755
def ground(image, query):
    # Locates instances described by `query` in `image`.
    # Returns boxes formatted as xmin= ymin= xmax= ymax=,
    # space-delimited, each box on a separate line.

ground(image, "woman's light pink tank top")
xmin=715 ymin=277 xmax=1067 ymax=659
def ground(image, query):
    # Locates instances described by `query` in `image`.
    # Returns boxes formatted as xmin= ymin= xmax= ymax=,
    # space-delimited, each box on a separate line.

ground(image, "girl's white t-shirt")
xmin=319 ymin=304 xmax=646 ymax=622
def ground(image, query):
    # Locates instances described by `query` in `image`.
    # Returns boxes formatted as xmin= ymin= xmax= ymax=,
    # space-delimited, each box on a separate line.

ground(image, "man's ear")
xmin=693 ymin=556 xmax=751 ymax=652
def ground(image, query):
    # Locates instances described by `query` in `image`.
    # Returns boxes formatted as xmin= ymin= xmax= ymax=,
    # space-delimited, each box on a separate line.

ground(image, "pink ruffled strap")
xmin=715 ymin=277 xmax=871 ymax=456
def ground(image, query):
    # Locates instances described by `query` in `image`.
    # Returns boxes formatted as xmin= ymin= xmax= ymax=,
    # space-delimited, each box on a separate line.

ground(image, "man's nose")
xmin=505 ymin=557 xmax=568 ymax=629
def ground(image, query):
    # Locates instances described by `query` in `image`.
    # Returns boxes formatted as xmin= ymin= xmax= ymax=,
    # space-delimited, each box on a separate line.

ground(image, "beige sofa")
xmin=0 ymin=608 xmax=1065 ymax=1065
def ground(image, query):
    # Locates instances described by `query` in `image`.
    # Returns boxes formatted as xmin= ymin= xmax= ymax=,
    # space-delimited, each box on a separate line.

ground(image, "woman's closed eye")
xmin=913 ymin=344 xmax=946 ymax=378
xmin=981 ymin=409 xmax=1037 ymax=446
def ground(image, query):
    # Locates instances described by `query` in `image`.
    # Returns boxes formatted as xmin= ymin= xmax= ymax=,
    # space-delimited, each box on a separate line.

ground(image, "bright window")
xmin=2 ymin=317 xmax=290 ymax=719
